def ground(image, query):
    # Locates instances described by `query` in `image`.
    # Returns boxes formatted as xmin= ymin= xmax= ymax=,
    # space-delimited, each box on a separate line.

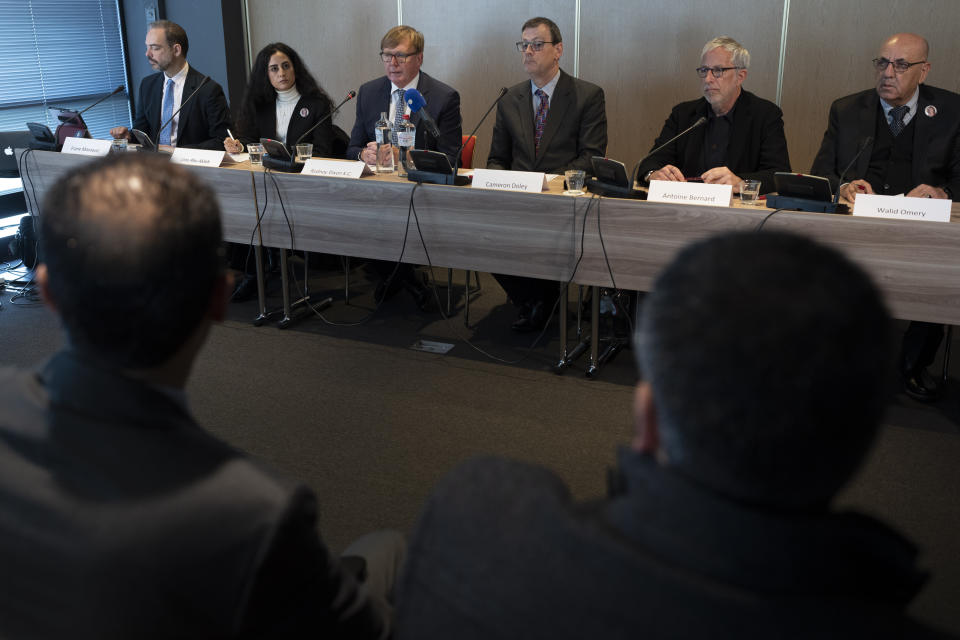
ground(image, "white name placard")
xmin=61 ymin=137 xmax=112 ymax=157
xmin=647 ymin=180 xmax=733 ymax=206
xmin=852 ymin=193 xmax=952 ymax=223
xmin=301 ymin=159 xmax=370 ymax=178
xmin=170 ymin=148 xmax=225 ymax=168
xmin=472 ymin=168 xmax=546 ymax=193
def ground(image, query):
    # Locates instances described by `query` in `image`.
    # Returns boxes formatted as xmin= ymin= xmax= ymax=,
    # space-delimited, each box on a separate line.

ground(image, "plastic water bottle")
xmin=375 ymin=111 xmax=394 ymax=173
xmin=395 ymin=114 xmax=416 ymax=178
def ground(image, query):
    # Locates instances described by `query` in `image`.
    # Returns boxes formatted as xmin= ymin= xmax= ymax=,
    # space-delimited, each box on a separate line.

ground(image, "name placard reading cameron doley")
xmin=301 ymin=159 xmax=372 ymax=179
xmin=471 ymin=168 xmax=547 ymax=193
xmin=170 ymin=148 xmax=225 ymax=168
xmin=646 ymin=180 xmax=732 ymax=206
xmin=60 ymin=137 xmax=112 ymax=157
xmin=852 ymin=193 xmax=952 ymax=223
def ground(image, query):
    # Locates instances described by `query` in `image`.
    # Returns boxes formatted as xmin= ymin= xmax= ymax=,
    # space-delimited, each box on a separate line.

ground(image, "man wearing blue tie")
xmin=111 ymin=20 xmax=231 ymax=150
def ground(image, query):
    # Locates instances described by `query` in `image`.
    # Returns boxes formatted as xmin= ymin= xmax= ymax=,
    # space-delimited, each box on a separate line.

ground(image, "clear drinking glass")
xmin=247 ymin=143 xmax=264 ymax=166
xmin=564 ymin=169 xmax=586 ymax=195
xmin=739 ymin=179 xmax=761 ymax=205
xmin=295 ymin=143 xmax=313 ymax=163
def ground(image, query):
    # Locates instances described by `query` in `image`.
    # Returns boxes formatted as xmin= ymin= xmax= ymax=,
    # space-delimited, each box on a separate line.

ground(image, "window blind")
xmin=0 ymin=0 xmax=131 ymax=139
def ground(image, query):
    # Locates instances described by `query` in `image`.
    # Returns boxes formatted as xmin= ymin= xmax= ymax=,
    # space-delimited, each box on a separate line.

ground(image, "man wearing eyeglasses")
xmin=488 ymin=16 xmax=607 ymax=332
xmin=636 ymin=36 xmax=790 ymax=194
xmin=346 ymin=25 xmax=463 ymax=309
xmin=811 ymin=33 xmax=960 ymax=403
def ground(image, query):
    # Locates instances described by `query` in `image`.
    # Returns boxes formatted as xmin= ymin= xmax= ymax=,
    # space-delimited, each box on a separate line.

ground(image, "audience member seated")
xmin=0 ymin=154 xmax=402 ymax=638
xmin=393 ymin=231 xmax=954 ymax=639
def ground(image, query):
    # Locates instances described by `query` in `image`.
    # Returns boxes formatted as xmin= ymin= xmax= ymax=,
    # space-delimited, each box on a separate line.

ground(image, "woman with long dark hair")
xmin=224 ymin=42 xmax=335 ymax=156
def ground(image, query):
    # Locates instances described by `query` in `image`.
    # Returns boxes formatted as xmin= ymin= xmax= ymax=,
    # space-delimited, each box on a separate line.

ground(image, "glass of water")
xmin=295 ymin=143 xmax=313 ymax=163
xmin=739 ymin=179 xmax=761 ymax=205
xmin=564 ymin=169 xmax=586 ymax=196
xmin=247 ymin=143 xmax=264 ymax=166
xmin=111 ymin=137 xmax=127 ymax=153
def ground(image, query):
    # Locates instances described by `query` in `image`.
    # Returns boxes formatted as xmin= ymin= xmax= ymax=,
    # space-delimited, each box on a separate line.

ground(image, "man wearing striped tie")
xmin=111 ymin=20 xmax=231 ymax=150
xmin=487 ymin=16 xmax=607 ymax=332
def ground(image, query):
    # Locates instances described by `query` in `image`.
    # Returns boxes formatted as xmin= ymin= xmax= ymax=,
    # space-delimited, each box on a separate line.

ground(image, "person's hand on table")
xmin=906 ymin=184 xmax=948 ymax=199
xmin=361 ymin=142 xmax=377 ymax=165
xmin=648 ymin=164 xmax=684 ymax=182
xmin=839 ymin=179 xmax=874 ymax=204
xmin=701 ymin=166 xmax=743 ymax=190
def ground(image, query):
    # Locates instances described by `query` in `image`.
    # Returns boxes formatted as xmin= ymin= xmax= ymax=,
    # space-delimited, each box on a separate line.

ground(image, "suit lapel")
xmin=855 ymin=91 xmax=876 ymax=177
xmin=912 ymin=86 xmax=933 ymax=186
xmin=681 ymin=100 xmax=709 ymax=173
xmin=177 ymin=69 xmax=199 ymax=140
xmin=411 ymin=73 xmax=431 ymax=129
xmin=726 ymin=92 xmax=749 ymax=171
xmin=514 ymin=82 xmax=535 ymax=162
xmin=535 ymin=71 xmax=571 ymax=164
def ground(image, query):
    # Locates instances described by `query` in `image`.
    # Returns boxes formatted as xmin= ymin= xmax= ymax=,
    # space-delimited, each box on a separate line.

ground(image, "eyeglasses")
xmin=379 ymin=50 xmax=419 ymax=63
xmin=516 ymin=40 xmax=556 ymax=52
xmin=695 ymin=66 xmax=744 ymax=79
xmin=872 ymin=57 xmax=926 ymax=74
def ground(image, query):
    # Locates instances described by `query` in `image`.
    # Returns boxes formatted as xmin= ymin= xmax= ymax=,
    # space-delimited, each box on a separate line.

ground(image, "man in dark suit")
xmin=811 ymin=33 xmax=960 ymax=402
xmin=488 ymin=16 xmax=607 ymax=332
xmin=110 ymin=20 xmax=231 ymax=150
xmin=0 ymin=154 xmax=399 ymax=638
xmin=394 ymin=232 xmax=953 ymax=640
xmin=636 ymin=36 xmax=790 ymax=193
xmin=346 ymin=25 xmax=462 ymax=308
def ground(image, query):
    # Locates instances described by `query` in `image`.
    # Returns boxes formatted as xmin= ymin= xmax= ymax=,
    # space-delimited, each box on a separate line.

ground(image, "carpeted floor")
xmin=2 ymin=259 xmax=959 ymax=633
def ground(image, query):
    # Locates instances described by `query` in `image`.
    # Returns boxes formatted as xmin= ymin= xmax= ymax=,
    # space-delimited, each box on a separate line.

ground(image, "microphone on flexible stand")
xmin=261 ymin=90 xmax=357 ymax=172
xmin=406 ymin=87 xmax=508 ymax=186
xmin=832 ymin=136 xmax=874 ymax=205
xmin=403 ymin=88 xmax=441 ymax=138
xmin=53 ymin=85 xmax=125 ymax=146
xmin=587 ymin=116 xmax=708 ymax=199
xmin=133 ymin=75 xmax=210 ymax=152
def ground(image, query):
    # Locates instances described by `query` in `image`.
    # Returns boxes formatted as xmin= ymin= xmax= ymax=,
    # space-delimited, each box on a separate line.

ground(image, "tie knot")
xmin=891 ymin=104 xmax=909 ymax=119
xmin=535 ymin=89 xmax=546 ymax=99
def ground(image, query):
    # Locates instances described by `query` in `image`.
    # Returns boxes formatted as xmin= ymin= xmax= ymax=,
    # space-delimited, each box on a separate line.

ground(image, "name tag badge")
xmin=60 ymin=137 xmax=112 ymax=156
xmin=170 ymin=148 xmax=225 ymax=167
xmin=301 ymin=159 xmax=371 ymax=178
xmin=647 ymin=180 xmax=733 ymax=206
xmin=472 ymin=168 xmax=547 ymax=193
xmin=852 ymin=193 xmax=951 ymax=222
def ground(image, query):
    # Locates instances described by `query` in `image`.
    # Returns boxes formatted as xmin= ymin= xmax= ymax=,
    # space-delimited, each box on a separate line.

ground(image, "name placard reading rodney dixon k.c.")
xmin=301 ymin=159 xmax=372 ymax=179
xmin=646 ymin=180 xmax=733 ymax=207
xmin=170 ymin=148 xmax=225 ymax=168
xmin=60 ymin=137 xmax=112 ymax=157
xmin=471 ymin=168 xmax=547 ymax=193
xmin=852 ymin=193 xmax=952 ymax=223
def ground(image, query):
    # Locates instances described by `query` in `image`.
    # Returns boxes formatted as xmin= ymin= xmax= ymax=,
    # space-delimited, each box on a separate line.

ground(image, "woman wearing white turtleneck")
xmin=225 ymin=43 xmax=337 ymax=158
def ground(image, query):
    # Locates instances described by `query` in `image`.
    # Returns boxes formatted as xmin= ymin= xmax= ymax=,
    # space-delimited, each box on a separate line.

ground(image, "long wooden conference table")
xmin=17 ymin=149 xmax=960 ymax=330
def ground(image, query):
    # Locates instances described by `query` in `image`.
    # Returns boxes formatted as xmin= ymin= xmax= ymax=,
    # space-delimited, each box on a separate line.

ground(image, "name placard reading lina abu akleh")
xmin=170 ymin=148 xmax=225 ymax=167
xmin=472 ymin=168 xmax=547 ymax=193
xmin=853 ymin=193 xmax=952 ymax=223
xmin=647 ymin=180 xmax=733 ymax=206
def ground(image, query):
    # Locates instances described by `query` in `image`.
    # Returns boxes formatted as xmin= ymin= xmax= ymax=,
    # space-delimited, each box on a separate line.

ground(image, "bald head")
xmin=875 ymin=32 xmax=931 ymax=107
xmin=39 ymin=154 xmax=224 ymax=369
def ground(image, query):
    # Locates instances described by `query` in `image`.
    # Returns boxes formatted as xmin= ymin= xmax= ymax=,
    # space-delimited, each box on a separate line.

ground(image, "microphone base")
xmin=262 ymin=155 xmax=304 ymax=173
xmin=407 ymin=169 xmax=470 ymax=186
xmin=586 ymin=178 xmax=647 ymax=200
xmin=765 ymin=195 xmax=849 ymax=214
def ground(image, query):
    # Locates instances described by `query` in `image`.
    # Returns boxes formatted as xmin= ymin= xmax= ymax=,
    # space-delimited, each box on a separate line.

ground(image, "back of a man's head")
xmin=636 ymin=231 xmax=892 ymax=509
xmin=40 ymin=154 xmax=223 ymax=369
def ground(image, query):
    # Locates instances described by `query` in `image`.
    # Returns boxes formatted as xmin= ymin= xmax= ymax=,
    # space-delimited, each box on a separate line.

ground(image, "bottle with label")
xmin=395 ymin=114 xmax=416 ymax=178
xmin=374 ymin=111 xmax=394 ymax=173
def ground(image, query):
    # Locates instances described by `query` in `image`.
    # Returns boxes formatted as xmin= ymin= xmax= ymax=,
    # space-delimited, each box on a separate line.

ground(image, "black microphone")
xmin=453 ymin=86 xmax=508 ymax=175
xmin=134 ymin=75 xmax=210 ymax=151
xmin=261 ymin=90 xmax=357 ymax=172
xmin=53 ymin=85 xmax=125 ymax=145
xmin=832 ymin=136 xmax=874 ymax=205
xmin=636 ymin=116 xmax=707 ymax=182
xmin=56 ymin=85 xmax=125 ymax=124
xmin=404 ymin=89 xmax=441 ymax=138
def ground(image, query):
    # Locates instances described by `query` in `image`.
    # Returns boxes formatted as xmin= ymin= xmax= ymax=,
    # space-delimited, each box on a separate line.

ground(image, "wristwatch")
xmin=644 ymin=170 xmax=655 ymax=183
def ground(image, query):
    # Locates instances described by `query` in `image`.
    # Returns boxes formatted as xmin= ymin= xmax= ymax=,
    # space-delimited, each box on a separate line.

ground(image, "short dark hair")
xmin=636 ymin=231 xmax=893 ymax=509
xmin=236 ymin=42 xmax=333 ymax=136
xmin=522 ymin=17 xmax=562 ymax=43
xmin=39 ymin=154 xmax=223 ymax=369
xmin=149 ymin=19 xmax=189 ymax=57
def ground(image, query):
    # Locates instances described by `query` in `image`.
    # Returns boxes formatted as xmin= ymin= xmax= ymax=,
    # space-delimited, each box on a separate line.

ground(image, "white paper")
xmin=301 ymin=159 xmax=371 ymax=178
xmin=472 ymin=168 xmax=547 ymax=193
xmin=60 ymin=137 xmax=112 ymax=157
xmin=852 ymin=193 xmax=951 ymax=223
xmin=646 ymin=180 xmax=733 ymax=206
xmin=170 ymin=148 xmax=225 ymax=168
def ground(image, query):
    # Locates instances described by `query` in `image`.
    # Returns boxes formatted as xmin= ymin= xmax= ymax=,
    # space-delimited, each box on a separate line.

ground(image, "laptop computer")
xmin=0 ymin=131 xmax=37 ymax=177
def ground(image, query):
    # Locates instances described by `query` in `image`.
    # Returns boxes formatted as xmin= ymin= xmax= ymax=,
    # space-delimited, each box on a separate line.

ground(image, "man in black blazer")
xmin=0 ymin=154 xmax=399 ymax=638
xmin=811 ymin=33 xmax=960 ymax=402
xmin=636 ymin=36 xmax=790 ymax=194
xmin=110 ymin=20 xmax=231 ymax=150
xmin=395 ymin=232 xmax=951 ymax=640
xmin=347 ymin=25 xmax=463 ymax=308
xmin=488 ymin=16 xmax=608 ymax=331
